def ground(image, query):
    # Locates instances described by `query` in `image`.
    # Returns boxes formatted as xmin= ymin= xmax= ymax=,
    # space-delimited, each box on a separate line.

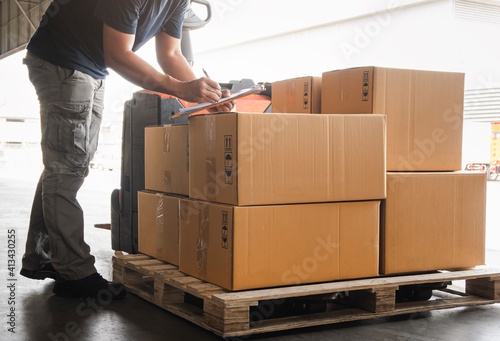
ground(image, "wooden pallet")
xmin=112 ymin=252 xmax=500 ymax=338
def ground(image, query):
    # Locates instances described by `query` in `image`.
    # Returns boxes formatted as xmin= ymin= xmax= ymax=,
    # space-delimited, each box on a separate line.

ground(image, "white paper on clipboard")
xmin=170 ymin=84 xmax=266 ymax=120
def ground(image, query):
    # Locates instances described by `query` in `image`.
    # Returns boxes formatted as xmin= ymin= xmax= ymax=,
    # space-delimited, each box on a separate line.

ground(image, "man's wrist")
xmin=158 ymin=75 xmax=184 ymax=98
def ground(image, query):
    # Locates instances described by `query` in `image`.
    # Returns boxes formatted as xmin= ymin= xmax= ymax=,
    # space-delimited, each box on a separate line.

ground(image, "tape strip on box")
xmin=197 ymin=204 xmax=209 ymax=274
xmin=155 ymin=194 xmax=164 ymax=257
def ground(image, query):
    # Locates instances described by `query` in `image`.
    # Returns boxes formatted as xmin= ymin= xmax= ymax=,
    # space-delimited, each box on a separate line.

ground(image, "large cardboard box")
xmin=381 ymin=172 xmax=486 ymax=274
xmin=321 ymin=67 xmax=464 ymax=171
xmin=272 ymin=76 xmax=322 ymax=113
xmin=145 ymin=125 xmax=189 ymax=196
xmin=138 ymin=191 xmax=181 ymax=265
xmin=189 ymin=112 xmax=386 ymax=205
xmin=179 ymin=199 xmax=380 ymax=290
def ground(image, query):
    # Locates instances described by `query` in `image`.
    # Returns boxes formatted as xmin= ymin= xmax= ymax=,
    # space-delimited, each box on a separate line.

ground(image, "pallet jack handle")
xmin=181 ymin=0 xmax=212 ymax=66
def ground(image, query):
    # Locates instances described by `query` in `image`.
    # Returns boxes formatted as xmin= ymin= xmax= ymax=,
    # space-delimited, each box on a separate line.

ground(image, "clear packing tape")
xmin=156 ymin=194 xmax=164 ymax=258
xmin=163 ymin=130 xmax=171 ymax=191
xmin=196 ymin=204 xmax=209 ymax=274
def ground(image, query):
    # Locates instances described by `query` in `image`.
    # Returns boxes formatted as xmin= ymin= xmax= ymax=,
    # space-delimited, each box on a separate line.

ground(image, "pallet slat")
xmin=212 ymin=267 xmax=500 ymax=305
xmin=237 ymin=296 xmax=498 ymax=337
xmin=112 ymin=252 xmax=500 ymax=338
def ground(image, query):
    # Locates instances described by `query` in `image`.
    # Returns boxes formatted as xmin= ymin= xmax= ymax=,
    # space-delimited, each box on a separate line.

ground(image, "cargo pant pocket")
xmin=45 ymin=102 xmax=92 ymax=168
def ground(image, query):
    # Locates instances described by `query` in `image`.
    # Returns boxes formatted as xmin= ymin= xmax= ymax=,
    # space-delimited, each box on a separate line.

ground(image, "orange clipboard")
xmin=170 ymin=84 xmax=266 ymax=120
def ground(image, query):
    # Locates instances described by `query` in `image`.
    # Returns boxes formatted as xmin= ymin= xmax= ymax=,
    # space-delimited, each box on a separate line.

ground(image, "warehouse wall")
xmin=190 ymin=0 xmax=500 ymax=91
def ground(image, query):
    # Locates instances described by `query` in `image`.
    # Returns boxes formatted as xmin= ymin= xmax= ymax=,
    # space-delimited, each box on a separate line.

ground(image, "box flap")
xmin=236 ymin=113 xmax=386 ymax=205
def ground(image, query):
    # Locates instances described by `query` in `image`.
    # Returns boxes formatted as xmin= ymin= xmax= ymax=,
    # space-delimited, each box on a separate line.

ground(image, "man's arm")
xmin=102 ymin=23 xmax=221 ymax=104
xmin=155 ymin=31 xmax=196 ymax=82
xmin=155 ymin=31 xmax=234 ymax=112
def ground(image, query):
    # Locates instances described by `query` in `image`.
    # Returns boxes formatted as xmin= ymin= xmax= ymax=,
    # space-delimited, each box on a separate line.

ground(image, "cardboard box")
xmin=272 ymin=76 xmax=322 ymax=113
xmin=321 ymin=67 xmax=464 ymax=171
xmin=189 ymin=112 xmax=386 ymax=205
xmin=138 ymin=191 xmax=181 ymax=265
xmin=381 ymin=172 xmax=486 ymax=274
xmin=145 ymin=125 xmax=189 ymax=196
xmin=179 ymin=199 xmax=380 ymax=290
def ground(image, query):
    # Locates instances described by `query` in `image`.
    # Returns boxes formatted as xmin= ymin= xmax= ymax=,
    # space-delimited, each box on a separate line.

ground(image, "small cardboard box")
xmin=189 ymin=112 xmax=386 ymax=205
xmin=321 ymin=67 xmax=464 ymax=171
xmin=138 ymin=191 xmax=181 ymax=265
xmin=272 ymin=76 xmax=322 ymax=113
xmin=145 ymin=125 xmax=189 ymax=196
xmin=179 ymin=199 xmax=380 ymax=290
xmin=381 ymin=172 xmax=486 ymax=274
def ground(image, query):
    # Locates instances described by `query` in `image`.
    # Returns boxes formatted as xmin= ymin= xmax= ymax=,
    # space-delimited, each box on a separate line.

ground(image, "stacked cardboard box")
xmin=138 ymin=66 xmax=486 ymax=291
xmin=188 ymin=113 xmax=386 ymax=205
xmin=139 ymin=110 xmax=387 ymax=290
xmin=321 ymin=67 xmax=465 ymax=171
xmin=320 ymin=66 xmax=486 ymax=275
xmin=184 ymin=112 xmax=386 ymax=290
xmin=144 ymin=125 xmax=189 ymax=196
xmin=138 ymin=191 xmax=182 ymax=266
xmin=138 ymin=124 xmax=189 ymax=264
xmin=180 ymin=199 xmax=380 ymax=290
xmin=272 ymin=76 xmax=322 ymax=114
xmin=381 ymin=172 xmax=486 ymax=274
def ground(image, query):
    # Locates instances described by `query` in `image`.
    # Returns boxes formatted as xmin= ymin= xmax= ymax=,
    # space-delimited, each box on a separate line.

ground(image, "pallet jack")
xmin=110 ymin=84 xmax=271 ymax=254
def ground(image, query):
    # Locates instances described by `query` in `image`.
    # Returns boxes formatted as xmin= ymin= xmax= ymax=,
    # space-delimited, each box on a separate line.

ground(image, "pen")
xmin=202 ymin=68 xmax=210 ymax=79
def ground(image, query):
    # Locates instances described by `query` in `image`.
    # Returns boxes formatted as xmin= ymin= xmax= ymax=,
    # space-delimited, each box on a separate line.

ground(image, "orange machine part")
xmin=138 ymin=90 xmax=271 ymax=115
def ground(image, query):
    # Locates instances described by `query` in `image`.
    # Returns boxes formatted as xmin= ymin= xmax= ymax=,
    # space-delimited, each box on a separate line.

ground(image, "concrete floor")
xmin=1 ymin=164 xmax=500 ymax=341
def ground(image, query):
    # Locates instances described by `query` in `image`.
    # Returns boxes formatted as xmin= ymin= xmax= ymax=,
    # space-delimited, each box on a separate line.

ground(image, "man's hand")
xmin=155 ymin=32 xmax=234 ymax=109
xmin=177 ymin=77 xmax=222 ymax=104
xmin=207 ymin=89 xmax=235 ymax=112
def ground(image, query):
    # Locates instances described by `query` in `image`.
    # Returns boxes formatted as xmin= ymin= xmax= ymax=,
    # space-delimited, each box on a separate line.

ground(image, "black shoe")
xmin=53 ymin=272 xmax=127 ymax=300
xmin=20 ymin=263 xmax=58 ymax=280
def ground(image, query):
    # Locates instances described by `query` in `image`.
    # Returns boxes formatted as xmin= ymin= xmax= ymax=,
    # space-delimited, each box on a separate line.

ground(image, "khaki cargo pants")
xmin=22 ymin=52 xmax=105 ymax=280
